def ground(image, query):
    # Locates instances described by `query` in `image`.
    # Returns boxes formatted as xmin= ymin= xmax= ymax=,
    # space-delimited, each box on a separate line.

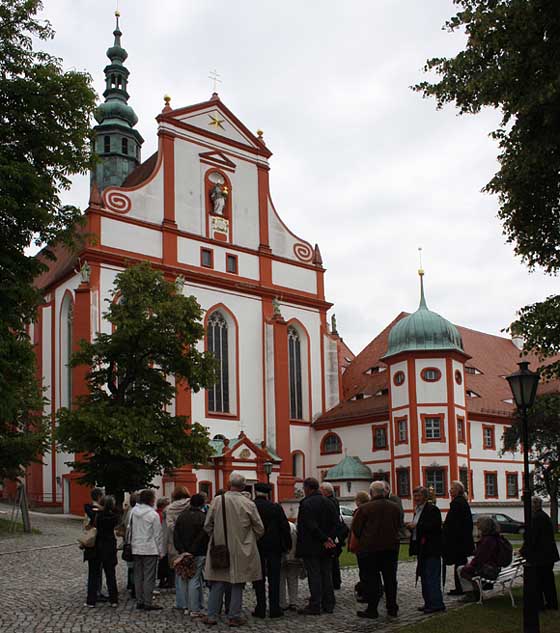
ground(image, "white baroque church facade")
xmin=17 ymin=16 xmax=537 ymax=522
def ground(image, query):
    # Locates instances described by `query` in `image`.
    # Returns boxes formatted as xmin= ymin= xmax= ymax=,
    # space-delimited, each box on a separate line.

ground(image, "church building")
xmin=20 ymin=14 xmax=541 ymax=521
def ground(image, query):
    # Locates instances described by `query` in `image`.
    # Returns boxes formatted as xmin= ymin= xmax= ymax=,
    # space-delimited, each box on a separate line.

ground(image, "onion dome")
xmin=383 ymin=270 xmax=464 ymax=359
xmin=324 ymin=455 xmax=372 ymax=482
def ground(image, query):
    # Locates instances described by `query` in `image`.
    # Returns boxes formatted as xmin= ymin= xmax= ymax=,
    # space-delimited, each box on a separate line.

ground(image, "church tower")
xmin=91 ymin=11 xmax=143 ymax=191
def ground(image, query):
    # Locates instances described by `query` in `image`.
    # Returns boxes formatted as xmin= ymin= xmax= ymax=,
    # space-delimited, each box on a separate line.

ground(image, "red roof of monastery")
xmin=317 ymin=313 xmax=559 ymax=425
xmin=122 ymin=152 xmax=158 ymax=188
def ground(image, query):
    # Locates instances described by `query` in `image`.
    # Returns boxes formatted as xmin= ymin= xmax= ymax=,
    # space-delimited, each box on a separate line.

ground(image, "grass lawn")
xmin=0 ymin=517 xmax=41 ymax=536
xmin=397 ymin=575 xmax=560 ymax=633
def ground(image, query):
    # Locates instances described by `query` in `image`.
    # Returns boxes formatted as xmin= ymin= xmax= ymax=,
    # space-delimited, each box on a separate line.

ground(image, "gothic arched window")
xmin=208 ymin=311 xmax=229 ymax=413
xmin=288 ymin=326 xmax=303 ymax=420
xmin=60 ymin=293 xmax=73 ymax=409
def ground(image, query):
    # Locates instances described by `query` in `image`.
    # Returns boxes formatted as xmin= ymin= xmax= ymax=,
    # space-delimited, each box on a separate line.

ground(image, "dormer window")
xmin=466 ymin=389 xmax=481 ymax=398
xmin=374 ymin=388 xmax=388 ymax=397
xmin=355 ymin=393 xmax=364 ymax=400
xmin=465 ymin=366 xmax=483 ymax=375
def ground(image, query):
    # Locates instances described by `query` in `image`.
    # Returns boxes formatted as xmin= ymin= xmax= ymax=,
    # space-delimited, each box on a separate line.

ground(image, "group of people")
xmin=81 ymin=474 xmax=558 ymax=624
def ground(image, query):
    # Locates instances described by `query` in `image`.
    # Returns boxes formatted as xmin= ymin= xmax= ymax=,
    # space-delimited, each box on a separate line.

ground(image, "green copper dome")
xmin=324 ymin=456 xmax=372 ymax=482
xmin=95 ymin=99 xmax=138 ymax=127
xmin=382 ymin=273 xmax=464 ymax=359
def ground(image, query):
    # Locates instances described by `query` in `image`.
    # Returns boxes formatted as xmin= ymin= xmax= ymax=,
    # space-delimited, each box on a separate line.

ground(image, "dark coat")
xmin=352 ymin=497 xmax=401 ymax=553
xmin=84 ymin=509 xmax=118 ymax=564
xmin=409 ymin=502 xmax=442 ymax=560
xmin=522 ymin=509 xmax=560 ymax=566
xmin=174 ymin=506 xmax=209 ymax=557
xmin=296 ymin=490 xmax=339 ymax=559
xmin=254 ymin=496 xmax=291 ymax=555
xmin=442 ymin=494 xmax=474 ymax=565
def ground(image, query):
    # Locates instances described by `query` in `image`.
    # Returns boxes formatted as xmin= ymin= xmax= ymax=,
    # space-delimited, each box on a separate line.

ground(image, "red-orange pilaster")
xmin=173 ymin=378 xmax=197 ymax=493
xmin=272 ymin=313 xmax=295 ymax=500
xmin=69 ymin=277 xmax=94 ymax=515
xmin=161 ymin=131 xmax=177 ymax=265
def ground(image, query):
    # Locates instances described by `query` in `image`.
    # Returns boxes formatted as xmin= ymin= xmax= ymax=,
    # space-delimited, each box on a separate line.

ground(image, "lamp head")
xmin=506 ymin=361 xmax=540 ymax=411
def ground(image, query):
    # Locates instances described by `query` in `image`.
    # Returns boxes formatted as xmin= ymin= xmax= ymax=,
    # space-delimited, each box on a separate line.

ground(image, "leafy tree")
xmin=0 ymin=0 xmax=96 ymax=479
xmin=414 ymin=0 xmax=560 ymax=377
xmin=56 ymin=263 xmax=218 ymax=505
xmin=503 ymin=393 xmax=560 ymax=530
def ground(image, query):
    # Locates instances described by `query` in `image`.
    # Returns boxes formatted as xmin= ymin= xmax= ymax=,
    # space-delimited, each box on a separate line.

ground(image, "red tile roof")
xmin=122 ymin=152 xmax=158 ymax=187
xmin=316 ymin=313 xmax=559 ymax=425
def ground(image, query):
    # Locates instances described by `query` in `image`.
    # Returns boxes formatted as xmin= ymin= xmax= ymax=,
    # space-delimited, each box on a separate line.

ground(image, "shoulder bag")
xmin=122 ymin=516 xmax=134 ymax=562
xmin=209 ymin=494 xmax=230 ymax=569
xmin=78 ymin=511 xmax=98 ymax=549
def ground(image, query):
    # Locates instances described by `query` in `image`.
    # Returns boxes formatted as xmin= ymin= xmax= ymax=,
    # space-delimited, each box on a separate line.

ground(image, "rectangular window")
xmin=201 ymin=248 xmax=213 ymax=268
xmin=395 ymin=416 xmax=408 ymax=445
xmin=506 ymin=473 xmax=519 ymax=498
xmin=484 ymin=472 xmax=498 ymax=498
xmin=226 ymin=254 xmax=238 ymax=274
xmin=333 ymin=485 xmax=341 ymax=498
xmin=396 ymin=469 xmax=410 ymax=498
xmin=122 ymin=137 xmax=128 ymax=154
xmin=425 ymin=468 xmax=446 ymax=497
xmin=457 ymin=416 xmax=466 ymax=443
xmin=372 ymin=471 xmax=390 ymax=483
xmin=104 ymin=135 xmax=111 ymax=153
xmin=199 ymin=481 xmax=212 ymax=500
xmin=483 ymin=425 xmax=495 ymax=449
xmin=423 ymin=415 xmax=443 ymax=441
xmin=459 ymin=466 xmax=469 ymax=494
xmin=373 ymin=425 xmax=387 ymax=450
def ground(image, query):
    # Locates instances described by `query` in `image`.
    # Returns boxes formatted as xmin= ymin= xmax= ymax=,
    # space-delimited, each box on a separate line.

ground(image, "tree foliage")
xmin=0 ymin=0 xmax=96 ymax=479
xmin=503 ymin=393 xmax=560 ymax=529
xmin=414 ymin=0 xmax=560 ymax=376
xmin=56 ymin=263 xmax=218 ymax=500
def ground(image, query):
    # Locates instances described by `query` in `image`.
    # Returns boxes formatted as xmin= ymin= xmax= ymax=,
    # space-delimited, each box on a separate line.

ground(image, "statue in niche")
xmin=210 ymin=182 xmax=228 ymax=216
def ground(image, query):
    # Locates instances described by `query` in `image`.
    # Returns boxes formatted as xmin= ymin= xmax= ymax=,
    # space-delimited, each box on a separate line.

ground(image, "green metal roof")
xmin=382 ymin=273 xmax=464 ymax=359
xmin=324 ymin=456 xmax=372 ymax=481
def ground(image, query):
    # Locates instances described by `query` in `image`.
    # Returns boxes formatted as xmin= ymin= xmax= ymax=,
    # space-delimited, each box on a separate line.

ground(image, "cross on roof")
xmin=208 ymin=69 xmax=222 ymax=93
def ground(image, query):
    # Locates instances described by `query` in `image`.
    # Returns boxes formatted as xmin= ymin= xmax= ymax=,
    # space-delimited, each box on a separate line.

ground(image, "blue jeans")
xmin=187 ymin=556 xmax=206 ymax=613
xmin=207 ymin=582 xmax=244 ymax=620
xmin=175 ymin=573 xmax=188 ymax=609
xmin=419 ymin=556 xmax=445 ymax=610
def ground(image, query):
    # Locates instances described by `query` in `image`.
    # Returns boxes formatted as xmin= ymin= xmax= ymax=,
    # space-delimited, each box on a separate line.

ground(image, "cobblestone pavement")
xmin=0 ymin=512 xmax=488 ymax=633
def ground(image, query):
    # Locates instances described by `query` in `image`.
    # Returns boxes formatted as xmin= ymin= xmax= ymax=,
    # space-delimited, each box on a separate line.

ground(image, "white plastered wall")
xmin=177 ymin=237 xmax=259 ymax=280
xmin=272 ymin=261 xmax=317 ymax=294
xmin=415 ymin=358 xmax=447 ymax=404
xmin=101 ymin=217 xmax=162 ymax=259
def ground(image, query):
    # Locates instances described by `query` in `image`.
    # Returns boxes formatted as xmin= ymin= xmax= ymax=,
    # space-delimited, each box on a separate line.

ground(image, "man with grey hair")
xmin=351 ymin=480 xmax=401 ymax=618
xmin=406 ymin=486 xmax=445 ymax=614
xmin=442 ymin=480 xmax=474 ymax=596
xmin=204 ymin=472 xmax=265 ymax=626
xmin=320 ymin=481 xmax=348 ymax=590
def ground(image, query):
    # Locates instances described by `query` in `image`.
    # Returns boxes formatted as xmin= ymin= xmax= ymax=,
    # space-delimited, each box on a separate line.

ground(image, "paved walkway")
xmin=0 ymin=512 xmax=473 ymax=632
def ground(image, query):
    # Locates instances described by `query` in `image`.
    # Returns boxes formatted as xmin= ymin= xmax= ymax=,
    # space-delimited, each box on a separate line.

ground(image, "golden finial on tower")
xmin=162 ymin=94 xmax=172 ymax=114
xmin=418 ymin=246 xmax=424 ymax=277
xmin=256 ymin=129 xmax=264 ymax=139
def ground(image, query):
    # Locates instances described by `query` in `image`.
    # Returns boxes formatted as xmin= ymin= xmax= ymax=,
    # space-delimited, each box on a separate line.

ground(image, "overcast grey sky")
xmin=41 ymin=0 xmax=556 ymax=355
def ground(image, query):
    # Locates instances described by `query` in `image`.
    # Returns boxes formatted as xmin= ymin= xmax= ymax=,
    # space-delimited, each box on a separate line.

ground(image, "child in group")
xmin=279 ymin=520 xmax=305 ymax=611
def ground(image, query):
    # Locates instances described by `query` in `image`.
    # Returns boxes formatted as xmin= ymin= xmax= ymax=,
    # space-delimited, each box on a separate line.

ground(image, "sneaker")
xmin=84 ymin=603 xmax=95 ymax=609
xmin=152 ymin=589 xmax=161 ymax=596
xmin=190 ymin=612 xmax=204 ymax=619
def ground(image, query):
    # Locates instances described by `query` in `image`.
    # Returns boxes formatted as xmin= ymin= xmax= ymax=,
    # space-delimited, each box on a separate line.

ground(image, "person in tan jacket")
xmin=203 ymin=472 xmax=264 ymax=626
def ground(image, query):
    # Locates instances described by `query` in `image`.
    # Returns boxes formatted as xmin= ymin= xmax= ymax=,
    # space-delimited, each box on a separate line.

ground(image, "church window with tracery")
xmin=288 ymin=326 xmax=303 ymax=419
xmin=207 ymin=311 xmax=229 ymax=413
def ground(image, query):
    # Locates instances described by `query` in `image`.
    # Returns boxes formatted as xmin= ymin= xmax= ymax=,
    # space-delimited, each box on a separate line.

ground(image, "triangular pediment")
xmin=199 ymin=150 xmax=237 ymax=170
xmin=159 ymin=96 xmax=271 ymax=158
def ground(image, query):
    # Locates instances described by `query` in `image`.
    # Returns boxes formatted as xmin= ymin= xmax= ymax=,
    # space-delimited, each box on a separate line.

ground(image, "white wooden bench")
xmin=471 ymin=556 xmax=526 ymax=607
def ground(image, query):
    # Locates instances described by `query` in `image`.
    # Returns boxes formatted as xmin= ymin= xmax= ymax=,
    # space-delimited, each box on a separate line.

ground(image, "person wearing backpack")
xmin=458 ymin=516 xmax=512 ymax=600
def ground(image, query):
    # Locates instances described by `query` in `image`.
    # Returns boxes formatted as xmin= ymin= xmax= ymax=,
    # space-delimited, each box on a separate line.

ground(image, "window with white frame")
xmin=424 ymin=416 xmax=442 ymax=440
xmin=485 ymin=472 xmax=498 ymax=497
xmin=396 ymin=469 xmax=410 ymax=497
xmin=398 ymin=418 xmax=407 ymax=443
xmin=425 ymin=468 xmax=445 ymax=496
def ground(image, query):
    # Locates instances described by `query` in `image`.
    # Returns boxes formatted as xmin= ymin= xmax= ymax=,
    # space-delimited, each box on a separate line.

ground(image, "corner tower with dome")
xmin=381 ymin=269 xmax=471 ymax=502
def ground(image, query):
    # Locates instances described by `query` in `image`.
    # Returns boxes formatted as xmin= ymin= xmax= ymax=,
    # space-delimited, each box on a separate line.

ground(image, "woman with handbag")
xmin=84 ymin=495 xmax=119 ymax=608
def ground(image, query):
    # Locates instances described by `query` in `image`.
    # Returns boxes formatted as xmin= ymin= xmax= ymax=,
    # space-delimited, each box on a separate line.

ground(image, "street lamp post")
xmin=506 ymin=361 xmax=540 ymax=633
xmin=263 ymin=461 xmax=273 ymax=497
